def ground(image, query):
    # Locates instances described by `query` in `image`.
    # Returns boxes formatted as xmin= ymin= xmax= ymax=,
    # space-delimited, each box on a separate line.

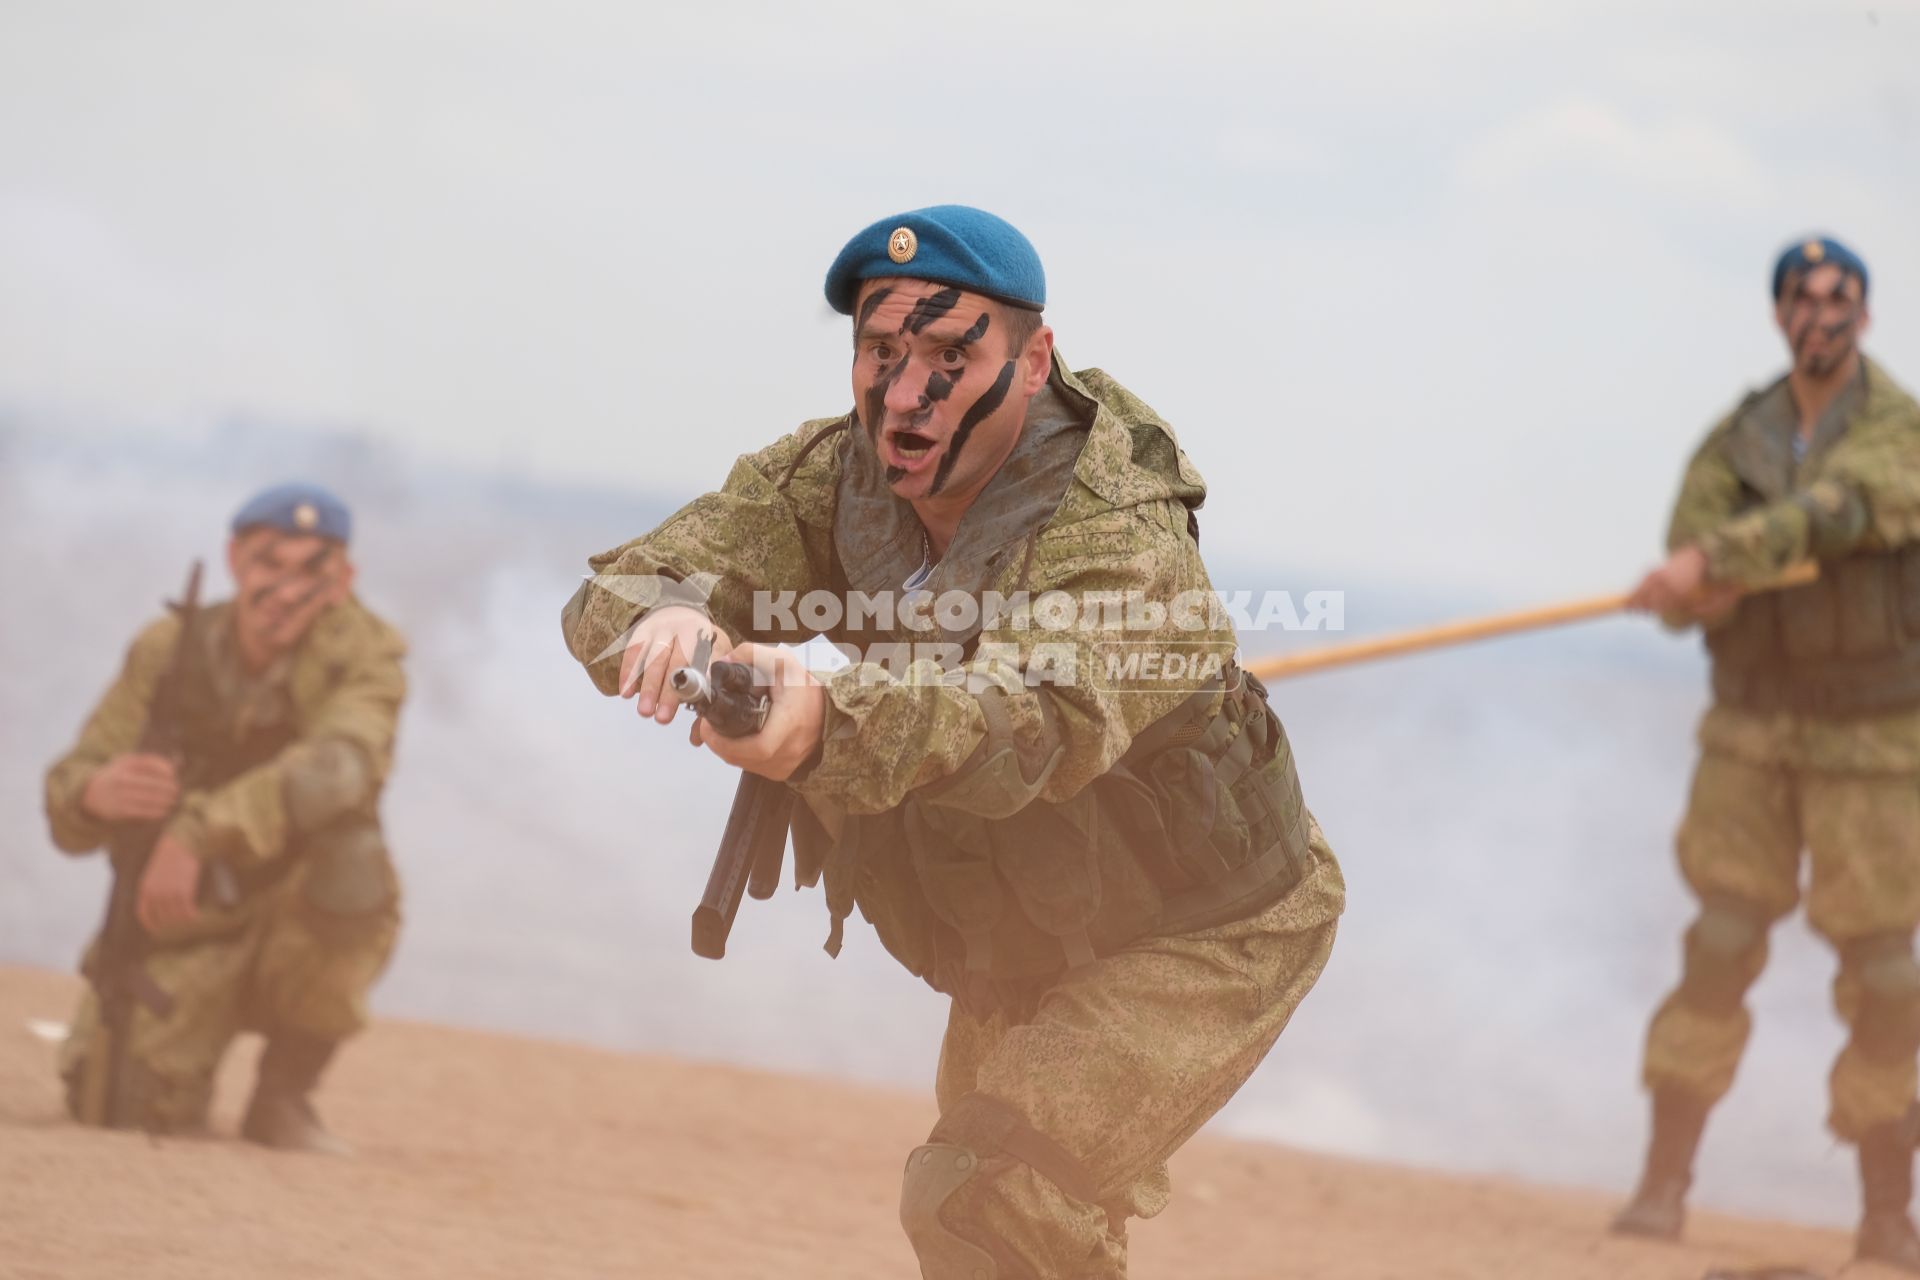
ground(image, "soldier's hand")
xmin=690 ymin=642 xmax=824 ymax=782
xmin=136 ymin=833 xmax=202 ymax=933
xmin=1689 ymin=580 xmax=1745 ymax=625
xmin=619 ymin=605 xmax=733 ymax=724
xmin=1627 ymin=546 xmax=1710 ymax=615
xmin=81 ymin=753 xmax=180 ymax=823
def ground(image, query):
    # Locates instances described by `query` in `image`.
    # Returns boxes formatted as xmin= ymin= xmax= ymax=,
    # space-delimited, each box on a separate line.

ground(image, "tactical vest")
xmin=818 ymin=667 xmax=1313 ymax=1018
xmin=1708 ymin=548 xmax=1920 ymax=715
xmin=1703 ymin=370 xmax=1920 ymax=717
xmin=168 ymin=605 xmax=301 ymax=794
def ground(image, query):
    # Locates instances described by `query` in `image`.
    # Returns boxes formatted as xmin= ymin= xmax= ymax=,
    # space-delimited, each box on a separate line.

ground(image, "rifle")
xmin=76 ymin=561 xmax=205 ymax=1128
xmin=672 ymin=634 xmax=796 ymax=960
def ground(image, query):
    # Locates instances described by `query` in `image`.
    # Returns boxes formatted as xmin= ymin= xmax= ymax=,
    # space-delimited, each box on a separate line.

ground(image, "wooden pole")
xmin=1244 ymin=562 xmax=1819 ymax=683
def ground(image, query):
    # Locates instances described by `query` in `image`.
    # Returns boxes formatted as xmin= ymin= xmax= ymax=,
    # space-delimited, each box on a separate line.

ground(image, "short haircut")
xmin=999 ymin=304 xmax=1045 ymax=357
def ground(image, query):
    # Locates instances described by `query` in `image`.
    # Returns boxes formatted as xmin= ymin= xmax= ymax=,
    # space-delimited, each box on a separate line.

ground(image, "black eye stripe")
xmin=926 ymin=371 xmax=955 ymax=402
xmin=957 ymin=312 xmax=990 ymax=346
xmin=862 ymin=353 xmax=909 ymax=442
xmin=931 ymin=360 xmax=1015 ymax=496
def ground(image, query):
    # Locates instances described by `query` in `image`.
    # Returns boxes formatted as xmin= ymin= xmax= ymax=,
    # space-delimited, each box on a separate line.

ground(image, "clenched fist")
xmin=81 ymin=754 xmax=179 ymax=824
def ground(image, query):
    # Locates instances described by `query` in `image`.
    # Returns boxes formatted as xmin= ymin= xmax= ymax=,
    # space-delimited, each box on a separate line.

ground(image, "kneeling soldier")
xmin=46 ymin=482 xmax=406 ymax=1153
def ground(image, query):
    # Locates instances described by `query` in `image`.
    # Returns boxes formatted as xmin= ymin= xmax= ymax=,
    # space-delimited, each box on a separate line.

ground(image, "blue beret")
xmin=1773 ymin=235 xmax=1869 ymax=300
xmin=231 ymin=482 xmax=351 ymax=543
xmin=824 ymin=205 xmax=1045 ymax=316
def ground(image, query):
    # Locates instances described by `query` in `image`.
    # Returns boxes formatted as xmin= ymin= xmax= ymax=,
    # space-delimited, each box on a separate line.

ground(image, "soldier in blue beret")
xmin=565 ymin=206 xmax=1345 ymax=1277
xmin=1622 ymin=237 xmax=1920 ymax=1269
xmin=45 ymin=482 xmax=408 ymax=1154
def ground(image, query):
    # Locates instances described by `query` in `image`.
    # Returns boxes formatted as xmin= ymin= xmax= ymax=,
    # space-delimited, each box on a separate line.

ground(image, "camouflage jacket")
xmin=45 ymin=597 xmax=408 ymax=866
xmin=1665 ymin=355 xmax=1920 ymax=769
xmin=562 ymin=352 xmax=1242 ymax=821
xmin=1669 ymin=356 xmax=1920 ymax=583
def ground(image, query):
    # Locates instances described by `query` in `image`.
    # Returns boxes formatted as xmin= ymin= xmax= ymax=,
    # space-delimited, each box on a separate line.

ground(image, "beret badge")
xmin=1803 ymin=240 xmax=1826 ymax=264
xmin=293 ymin=502 xmax=319 ymax=531
xmin=887 ymin=227 xmax=918 ymax=264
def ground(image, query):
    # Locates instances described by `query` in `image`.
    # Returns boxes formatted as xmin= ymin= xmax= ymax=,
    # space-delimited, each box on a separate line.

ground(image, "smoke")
xmin=0 ymin=412 xmax=1856 ymax=1226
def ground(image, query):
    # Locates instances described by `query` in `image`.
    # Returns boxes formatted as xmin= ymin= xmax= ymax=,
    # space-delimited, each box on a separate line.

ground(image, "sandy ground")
xmin=0 ymin=964 xmax=1888 ymax=1280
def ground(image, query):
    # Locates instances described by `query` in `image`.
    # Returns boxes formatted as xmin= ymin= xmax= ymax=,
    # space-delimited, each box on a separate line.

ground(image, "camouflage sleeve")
xmin=561 ymin=420 xmax=844 ymax=695
xmin=1696 ymin=403 xmax=1920 ymax=584
xmin=1665 ymin=416 xmax=1745 ymax=555
xmin=791 ymin=500 xmax=1228 ymax=819
xmin=43 ymin=616 xmax=180 ymax=855
xmin=167 ymin=607 xmax=407 ymax=870
xmin=1814 ymin=396 xmax=1920 ymax=547
xmin=1696 ymin=481 xmax=1860 ymax=585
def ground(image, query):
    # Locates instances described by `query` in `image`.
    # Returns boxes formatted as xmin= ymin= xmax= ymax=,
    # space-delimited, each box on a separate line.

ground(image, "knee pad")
xmin=300 ymin=820 xmax=394 ymax=917
xmin=901 ymin=1092 xmax=1107 ymax=1280
xmin=1847 ymin=932 xmax=1920 ymax=1064
xmin=900 ymin=1143 xmax=1001 ymax=1280
xmin=1678 ymin=896 xmax=1768 ymax=1015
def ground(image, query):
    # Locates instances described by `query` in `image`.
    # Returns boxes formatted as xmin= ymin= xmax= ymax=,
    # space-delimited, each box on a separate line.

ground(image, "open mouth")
xmin=889 ymin=428 xmax=937 ymax=458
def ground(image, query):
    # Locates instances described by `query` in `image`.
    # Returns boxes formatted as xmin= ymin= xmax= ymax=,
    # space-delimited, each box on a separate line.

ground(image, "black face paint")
xmin=925 ymin=371 xmax=955 ymax=403
xmin=246 ymin=543 xmax=336 ymax=611
xmin=862 ymin=353 xmax=909 ymax=446
xmin=855 ymin=286 xmax=894 ymax=333
xmin=1811 ymin=318 xmax=1859 ymax=376
xmin=266 ymin=575 xmax=331 ymax=625
xmin=956 ymin=312 xmax=990 ymax=346
xmin=902 ymin=288 xmax=961 ymax=335
xmin=1787 ymin=291 xmax=1861 ymax=375
xmin=1789 ymin=312 xmax=1816 ymax=354
xmin=248 ymin=532 xmax=286 ymax=569
xmin=930 ymin=361 xmax=1015 ymax=496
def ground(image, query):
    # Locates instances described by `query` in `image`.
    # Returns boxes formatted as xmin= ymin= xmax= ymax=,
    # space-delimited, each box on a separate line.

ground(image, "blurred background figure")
xmin=45 ymin=482 xmax=406 ymax=1153
xmin=1620 ymin=239 xmax=1920 ymax=1270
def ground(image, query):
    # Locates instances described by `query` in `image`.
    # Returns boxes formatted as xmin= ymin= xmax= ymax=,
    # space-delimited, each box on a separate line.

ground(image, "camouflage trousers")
xmin=919 ymin=828 xmax=1345 ymax=1279
xmin=60 ymin=826 xmax=400 ymax=1131
xmin=1643 ymin=748 xmax=1920 ymax=1140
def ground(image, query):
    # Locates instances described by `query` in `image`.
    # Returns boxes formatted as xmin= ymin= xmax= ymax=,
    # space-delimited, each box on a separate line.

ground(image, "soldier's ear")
xmin=1020 ymin=324 xmax=1054 ymax=397
xmin=331 ymin=555 xmax=357 ymax=603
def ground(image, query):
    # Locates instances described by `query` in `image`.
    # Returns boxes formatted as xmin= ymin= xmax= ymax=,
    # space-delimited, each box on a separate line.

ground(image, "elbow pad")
xmin=282 ymin=738 xmax=376 ymax=833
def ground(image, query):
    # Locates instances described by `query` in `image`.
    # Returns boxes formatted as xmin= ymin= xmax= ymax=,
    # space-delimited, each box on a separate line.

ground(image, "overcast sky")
xmin=3 ymin=0 xmax=1918 ymax=599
